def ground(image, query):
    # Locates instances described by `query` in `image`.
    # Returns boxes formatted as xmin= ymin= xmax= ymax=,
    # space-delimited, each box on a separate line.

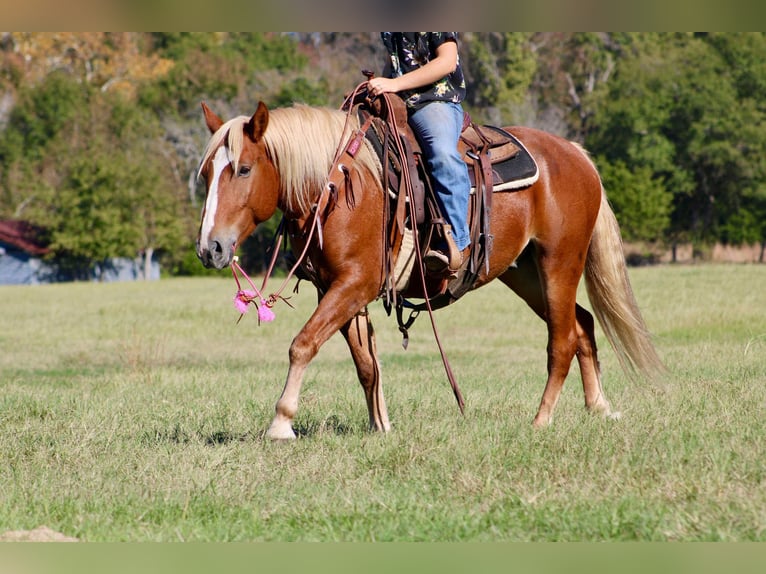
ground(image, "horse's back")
xmin=482 ymin=125 xmax=603 ymax=276
xmin=503 ymin=125 xmax=602 ymax=221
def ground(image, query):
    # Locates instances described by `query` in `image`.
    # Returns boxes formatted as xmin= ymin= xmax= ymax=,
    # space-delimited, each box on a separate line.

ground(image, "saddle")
xmin=460 ymin=124 xmax=539 ymax=192
xmin=334 ymin=83 xmax=541 ymax=410
xmin=353 ymin=92 xmax=539 ymax=311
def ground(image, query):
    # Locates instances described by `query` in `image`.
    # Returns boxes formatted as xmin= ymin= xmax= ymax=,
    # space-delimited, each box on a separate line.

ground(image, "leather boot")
xmin=424 ymin=225 xmax=461 ymax=273
xmin=443 ymin=225 xmax=462 ymax=272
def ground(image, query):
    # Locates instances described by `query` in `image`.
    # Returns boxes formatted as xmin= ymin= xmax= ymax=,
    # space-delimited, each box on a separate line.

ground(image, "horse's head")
xmin=196 ymin=101 xmax=280 ymax=270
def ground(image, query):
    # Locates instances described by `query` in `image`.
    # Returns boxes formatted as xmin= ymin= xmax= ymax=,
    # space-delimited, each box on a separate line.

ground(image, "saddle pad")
xmin=467 ymin=127 xmax=539 ymax=193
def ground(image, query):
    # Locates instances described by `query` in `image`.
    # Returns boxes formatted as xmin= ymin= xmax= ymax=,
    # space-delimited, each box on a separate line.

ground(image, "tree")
xmin=587 ymin=33 xmax=766 ymax=251
xmin=703 ymin=33 xmax=766 ymax=257
xmin=140 ymin=32 xmax=310 ymax=117
xmin=3 ymin=33 xmax=173 ymax=98
xmin=528 ymin=33 xmax=638 ymax=139
xmin=597 ymin=159 xmax=671 ymax=242
xmin=0 ymin=68 xmax=188 ymax=278
xmin=0 ymin=71 xmax=91 ymax=219
xmin=459 ymin=32 xmax=537 ymax=125
xmin=3 ymin=32 xmax=765 ymax=273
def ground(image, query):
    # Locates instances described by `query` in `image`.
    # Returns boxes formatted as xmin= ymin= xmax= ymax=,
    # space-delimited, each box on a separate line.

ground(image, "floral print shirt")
xmin=380 ymin=32 xmax=466 ymax=110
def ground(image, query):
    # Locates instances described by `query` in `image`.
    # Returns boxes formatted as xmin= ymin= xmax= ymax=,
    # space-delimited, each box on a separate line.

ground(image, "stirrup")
xmin=424 ymin=249 xmax=450 ymax=272
xmin=442 ymin=225 xmax=462 ymax=271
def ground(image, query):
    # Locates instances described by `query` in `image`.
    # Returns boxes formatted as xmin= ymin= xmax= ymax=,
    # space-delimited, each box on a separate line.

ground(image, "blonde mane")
xmin=198 ymin=105 xmax=382 ymax=216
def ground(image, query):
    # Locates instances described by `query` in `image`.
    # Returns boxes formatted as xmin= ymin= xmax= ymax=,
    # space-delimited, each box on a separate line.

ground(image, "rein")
xmin=229 ymin=81 xmax=372 ymax=323
xmin=375 ymin=91 xmax=465 ymax=414
xmin=231 ymin=83 xmax=465 ymax=413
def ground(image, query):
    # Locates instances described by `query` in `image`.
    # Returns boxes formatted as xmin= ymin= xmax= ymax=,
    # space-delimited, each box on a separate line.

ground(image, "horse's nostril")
xmin=211 ymin=240 xmax=223 ymax=255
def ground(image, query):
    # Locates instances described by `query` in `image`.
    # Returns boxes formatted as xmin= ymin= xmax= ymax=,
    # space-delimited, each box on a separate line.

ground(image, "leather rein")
xmin=255 ymin=81 xmax=465 ymax=413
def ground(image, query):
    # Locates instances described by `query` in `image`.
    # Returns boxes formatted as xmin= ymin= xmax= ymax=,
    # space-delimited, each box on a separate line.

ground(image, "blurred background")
xmin=1 ymin=32 xmax=764 ymax=284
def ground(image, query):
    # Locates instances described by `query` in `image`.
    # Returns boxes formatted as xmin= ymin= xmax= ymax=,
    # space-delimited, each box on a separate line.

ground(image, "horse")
xmin=195 ymin=100 xmax=664 ymax=440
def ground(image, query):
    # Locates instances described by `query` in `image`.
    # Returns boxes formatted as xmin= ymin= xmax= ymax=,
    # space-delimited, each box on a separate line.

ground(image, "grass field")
xmin=0 ymin=264 xmax=764 ymax=541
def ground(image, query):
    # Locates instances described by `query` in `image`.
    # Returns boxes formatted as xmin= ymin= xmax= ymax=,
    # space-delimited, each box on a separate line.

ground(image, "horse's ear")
xmin=201 ymin=102 xmax=224 ymax=134
xmin=245 ymin=101 xmax=269 ymax=141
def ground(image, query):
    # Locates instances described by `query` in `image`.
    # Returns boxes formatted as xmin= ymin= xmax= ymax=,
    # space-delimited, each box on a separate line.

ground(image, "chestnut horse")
xmin=196 ymin=101 xmax=664 ymax=440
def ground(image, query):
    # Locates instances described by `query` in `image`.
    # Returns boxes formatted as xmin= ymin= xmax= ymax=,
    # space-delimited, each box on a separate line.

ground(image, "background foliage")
xmin=1 ymin=32 xmax=765 ymax=276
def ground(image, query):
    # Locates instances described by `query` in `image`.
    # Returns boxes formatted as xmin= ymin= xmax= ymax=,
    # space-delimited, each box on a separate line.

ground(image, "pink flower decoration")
xmin=258 ymin=301 xmax=276 ymax=322
xmin=230 ymin=259 xmax=279 ymax=325
xmin=234 ymin=290 xmax=257 ymax=314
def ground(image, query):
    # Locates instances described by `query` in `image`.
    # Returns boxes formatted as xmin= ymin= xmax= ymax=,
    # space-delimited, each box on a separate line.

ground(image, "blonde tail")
xmin=584 ymin=190 xmax=666 ymax=379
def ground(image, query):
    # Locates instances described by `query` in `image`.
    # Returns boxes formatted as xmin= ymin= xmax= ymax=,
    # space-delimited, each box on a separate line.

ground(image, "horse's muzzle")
xmin=197 ymin=237 xmax=234 ymax=270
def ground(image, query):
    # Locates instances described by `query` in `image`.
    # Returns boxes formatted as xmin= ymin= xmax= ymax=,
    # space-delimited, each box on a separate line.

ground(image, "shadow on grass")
xmin=141 ymin=413 xmax=360 ymax=446
xmin=140 ymin=425 xmax=257 ymax=446
xmin=203 ymin=430 xmax=258 ymax=445
xmin=292 ymin=414 xmax=359 ymax=438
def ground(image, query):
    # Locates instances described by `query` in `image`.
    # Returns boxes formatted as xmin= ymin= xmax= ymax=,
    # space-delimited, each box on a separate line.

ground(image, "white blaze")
xmin=199 ymin=146 xmax=231 ymax=251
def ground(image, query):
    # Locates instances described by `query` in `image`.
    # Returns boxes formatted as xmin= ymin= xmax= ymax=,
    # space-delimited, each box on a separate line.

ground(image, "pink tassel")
xmin=258 ymin=300 xmax=276 ymax=322
xmin=234 ymin=289 xmax=257 ymax=314
xmin=231 ymin=257 xmax=278 ymax=325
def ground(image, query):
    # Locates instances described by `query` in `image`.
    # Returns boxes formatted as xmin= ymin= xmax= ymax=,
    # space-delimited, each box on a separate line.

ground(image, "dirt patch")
xmin=0 ymin=526 xmax=78 ymax=542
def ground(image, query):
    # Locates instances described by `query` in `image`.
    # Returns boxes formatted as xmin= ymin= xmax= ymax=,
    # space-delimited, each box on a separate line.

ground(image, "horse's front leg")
xmin=266 ymin=281 xmax=376 ymax=440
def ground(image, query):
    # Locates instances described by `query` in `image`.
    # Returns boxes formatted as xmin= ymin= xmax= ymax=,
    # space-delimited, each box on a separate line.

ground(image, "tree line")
xmin=1 ymin=32 xmax=763 ymax=277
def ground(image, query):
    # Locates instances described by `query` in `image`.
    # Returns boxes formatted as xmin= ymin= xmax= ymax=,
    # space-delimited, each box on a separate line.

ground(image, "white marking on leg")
xmin=199 ymin=146 xmax=230 ymax=251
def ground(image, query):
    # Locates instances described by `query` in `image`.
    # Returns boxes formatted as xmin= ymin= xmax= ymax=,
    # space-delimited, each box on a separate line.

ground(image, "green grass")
xmin=1 ymin=264 xmax=764 ymax=541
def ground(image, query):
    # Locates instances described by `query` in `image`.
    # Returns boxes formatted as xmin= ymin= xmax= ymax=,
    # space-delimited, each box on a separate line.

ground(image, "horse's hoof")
xmin=266 ymin=421 xmax=297 ymax=440
xmin=586 ymin=400 xmax=621 ymax=422
xmin=532 ymin=414 xmax=552 ymax=428
xmin=370 ymin=421 xmax=392 ymax=433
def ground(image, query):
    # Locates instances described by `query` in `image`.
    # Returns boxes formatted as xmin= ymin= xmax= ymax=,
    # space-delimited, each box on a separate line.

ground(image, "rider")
xmin=367 ymin=32 xmax=471 ymax=275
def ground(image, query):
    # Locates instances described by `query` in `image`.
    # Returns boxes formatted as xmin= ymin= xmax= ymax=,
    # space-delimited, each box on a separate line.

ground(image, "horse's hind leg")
xmin=340 ymin=308 xmax=391 ymax=432
xmin=574 ymin=304 xmax=613 ymax=416
xmin=499 ymin=251 xmax=610 ymax=425
xmin=497 ymin=257 xmax=572 ymax=425
xmin=529 ymin=267 xmax=579 ymax=427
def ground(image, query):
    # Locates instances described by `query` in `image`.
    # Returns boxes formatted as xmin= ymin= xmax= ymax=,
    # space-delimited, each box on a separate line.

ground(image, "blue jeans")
xmin=408 ymin=101 xmax=471 ymax=251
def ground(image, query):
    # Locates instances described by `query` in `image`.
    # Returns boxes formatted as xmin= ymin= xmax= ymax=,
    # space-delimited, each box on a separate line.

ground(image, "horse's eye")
xmin=238 ymin=165 xmax=252 ymax=177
